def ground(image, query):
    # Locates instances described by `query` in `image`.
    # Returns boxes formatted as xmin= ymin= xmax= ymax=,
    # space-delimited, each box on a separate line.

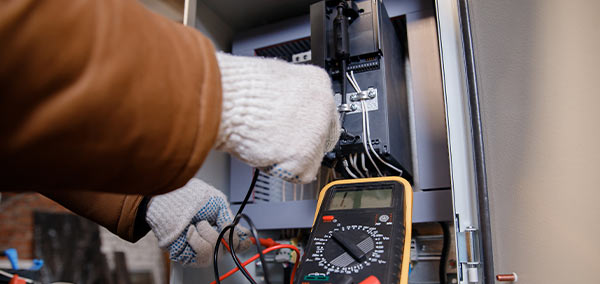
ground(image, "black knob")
xmin=332 ymin=232 xmax=367 ymax=262
xmin=338 ymin=274 xmax=354 ymax=284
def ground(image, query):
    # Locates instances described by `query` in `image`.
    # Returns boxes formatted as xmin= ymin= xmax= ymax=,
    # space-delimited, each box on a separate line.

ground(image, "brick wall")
xmin=0 ymin=193 xmax=71 ymax=259
xmin=100 ymin=227 xmax=166 ymax=284
xmin=0 ymin=193 xmax=167 ymax=283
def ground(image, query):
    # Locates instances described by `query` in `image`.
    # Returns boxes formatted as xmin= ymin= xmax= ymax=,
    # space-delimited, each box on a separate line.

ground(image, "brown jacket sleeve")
xmin=1 ymin=0 xmax=222 ymax=241
xmin=41 ymin=192 xmax=151 ymax=242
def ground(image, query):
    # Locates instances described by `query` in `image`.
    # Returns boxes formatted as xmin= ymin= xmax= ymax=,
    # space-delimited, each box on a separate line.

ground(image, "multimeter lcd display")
xmin=328 ymin=188 xmax=393 ymax=210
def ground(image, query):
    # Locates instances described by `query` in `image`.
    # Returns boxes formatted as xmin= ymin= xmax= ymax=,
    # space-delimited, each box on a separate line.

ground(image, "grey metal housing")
xmin=311 ymin=0 xmax=413 ymax=179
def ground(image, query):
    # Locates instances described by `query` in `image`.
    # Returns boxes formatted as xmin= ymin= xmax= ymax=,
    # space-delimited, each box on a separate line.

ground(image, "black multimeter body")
xmin=295 ymin=177 xmax=412 ymax=284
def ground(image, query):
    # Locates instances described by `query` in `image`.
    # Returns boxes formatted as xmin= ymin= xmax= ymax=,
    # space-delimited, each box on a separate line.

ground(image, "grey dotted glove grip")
xmin=146 ymin=178 xmax=251 ymax=267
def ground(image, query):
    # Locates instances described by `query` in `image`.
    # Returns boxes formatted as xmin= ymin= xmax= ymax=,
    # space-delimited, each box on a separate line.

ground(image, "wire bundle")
xmin=344 ymin=71 xmax=404 ymax=178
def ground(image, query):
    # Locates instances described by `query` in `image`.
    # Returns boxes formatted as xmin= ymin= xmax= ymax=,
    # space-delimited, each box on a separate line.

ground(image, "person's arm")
xmin=41 ymin=191 xmax=151 ymax=242
xmin=0 ymin=0 xmax=221 ymax=195
xmin=2 ymin=0 xmax=339 ymax=257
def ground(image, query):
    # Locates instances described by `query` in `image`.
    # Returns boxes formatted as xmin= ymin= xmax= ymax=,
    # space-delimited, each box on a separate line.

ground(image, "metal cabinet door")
xmin=439 ymin=0 xmax=600 ymax=283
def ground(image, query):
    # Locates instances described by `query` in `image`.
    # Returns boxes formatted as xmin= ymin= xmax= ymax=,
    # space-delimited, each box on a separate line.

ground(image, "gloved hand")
xmin=215 ymin=53 xmax=340 ymax=183
xmin=145 ymin=178 xmax=251 ymax=267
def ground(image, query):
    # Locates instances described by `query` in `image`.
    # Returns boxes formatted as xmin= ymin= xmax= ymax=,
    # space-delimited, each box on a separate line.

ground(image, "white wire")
xmin=360 ymin=99 xmax=383 ymax=177
xmin=347 ymin=71 xmax=383 ymax=176
xmin=352 ymin=153 xmax=366 ymax=178
xmin=360 ymin=152 xmax=370 ymax=177
xmin=344 ymin=71 xmax=390 ymax=176
xmin=346 ymin=72 xmax=361 ymax=93
xmin=347 ymin=70 xmax=403 ymax=176
xmin=362 ymin=99 xmax=404 ymax=175
xmin=343 ymin=159 xmax=359 ymax=179
xmin=350 ymin=71 xmax=361 ymax=92
xmin=349 ymin=153 xmax=365 ymax=178
xmin=0 ymin=269 xmax=35 ymax=283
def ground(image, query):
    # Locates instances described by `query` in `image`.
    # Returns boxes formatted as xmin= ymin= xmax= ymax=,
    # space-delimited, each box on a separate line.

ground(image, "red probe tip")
xmin=250 ymin=237 xmax=281 ymax=247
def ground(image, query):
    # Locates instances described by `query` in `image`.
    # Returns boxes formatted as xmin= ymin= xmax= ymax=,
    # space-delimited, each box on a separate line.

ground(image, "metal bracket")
xmin=349 ymin=87 xmax=377 ymax=101
xmin=335 ymin=87 xmax=378 ymax=114
xmin=338 ymin=103 xmax=352 ymax=112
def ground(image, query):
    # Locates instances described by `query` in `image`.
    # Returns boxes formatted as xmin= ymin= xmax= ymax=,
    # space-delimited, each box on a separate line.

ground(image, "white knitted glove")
xmin=215 ymin=53 xmax=340 ymax=183
xmin=145 ymin=178 xmax=251 ymax=267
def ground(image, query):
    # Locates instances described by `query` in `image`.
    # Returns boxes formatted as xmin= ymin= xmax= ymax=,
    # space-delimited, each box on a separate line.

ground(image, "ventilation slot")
xmin=255 ymin=37 xmax=311 ymax=62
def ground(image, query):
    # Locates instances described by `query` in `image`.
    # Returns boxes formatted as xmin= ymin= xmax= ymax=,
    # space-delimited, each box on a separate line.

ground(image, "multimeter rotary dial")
xmin=312 ymin=222 xmax=386 ymax=274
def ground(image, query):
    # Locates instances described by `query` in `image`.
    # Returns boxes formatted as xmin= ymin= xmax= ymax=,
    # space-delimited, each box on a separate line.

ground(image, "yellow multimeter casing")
xmin=295 ymin=177 xmax=413 ymax=284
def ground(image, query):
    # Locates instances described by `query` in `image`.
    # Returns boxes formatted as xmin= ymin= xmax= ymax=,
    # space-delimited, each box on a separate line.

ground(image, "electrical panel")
xmin=229 ymin=0 xmax=451 ymax=231
xmin=174 ymin=0 xmax=472 ymax=283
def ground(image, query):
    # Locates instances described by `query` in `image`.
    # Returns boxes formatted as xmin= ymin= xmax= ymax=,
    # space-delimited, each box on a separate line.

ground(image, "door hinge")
xmin=457 ymin=226 xmax=480 ymax=282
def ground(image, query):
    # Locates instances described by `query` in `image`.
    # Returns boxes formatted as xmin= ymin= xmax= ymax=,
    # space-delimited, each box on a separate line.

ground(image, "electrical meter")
xmin=295 ymin=177 xmax=413 ymax=284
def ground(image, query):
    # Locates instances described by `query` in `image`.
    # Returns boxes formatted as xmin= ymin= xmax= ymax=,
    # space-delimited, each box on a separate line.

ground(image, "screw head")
xmin=350 ymin=94 xmax=358 ymax=101
xmin=368 ymin=88 xmax=376 ymax=98
xmin=350 ymin=104 xmax=358 ymax=111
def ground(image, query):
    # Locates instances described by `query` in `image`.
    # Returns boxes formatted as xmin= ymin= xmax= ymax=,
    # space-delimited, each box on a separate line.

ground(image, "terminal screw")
xmin=368 ymin=88 xmax=376 ymax=98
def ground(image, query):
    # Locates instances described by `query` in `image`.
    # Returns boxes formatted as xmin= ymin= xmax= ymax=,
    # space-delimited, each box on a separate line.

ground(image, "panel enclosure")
xmin=173 ymin=0 xmax=462 ymax=283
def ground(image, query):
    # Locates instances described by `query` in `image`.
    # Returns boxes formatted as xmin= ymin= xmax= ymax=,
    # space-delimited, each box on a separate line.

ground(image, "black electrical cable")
xmin=214 ymin=224 xmax=253 ymax=284
xmin=228 ymin=223 xmax=254 ymax=283
xmin=213 ymin=169 xmax=260 ymax=284
xmin=236 ymin=214 xmax=271 ymax=284
xmin=283 ymin=265 xmax=292 ymax=284
xmin=227 ymin=217 xmax=261 ymax=284
xmin=439 ymin=222 xmax=450 ymax=284
xmin=339 ymin=59 xmax=349 ymax=129
xmin=340 ymin=60 xmax=348 ymax=105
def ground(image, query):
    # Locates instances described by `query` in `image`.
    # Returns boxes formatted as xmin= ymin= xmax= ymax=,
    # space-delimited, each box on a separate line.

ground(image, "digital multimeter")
xmin=295 ymin=177 xmax=413 ymax=284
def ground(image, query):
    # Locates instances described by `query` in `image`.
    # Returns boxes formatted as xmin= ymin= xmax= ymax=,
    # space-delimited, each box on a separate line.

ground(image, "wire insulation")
xmin=347 ymin=70 xmax=403 ymax=176
xmin=346 ymin=71 xmax=382 ymax=176
xmin=0 ymin=270 xmax=34 ymax=283
xmin=360 ymin=152 xmax=370 ymax=177
xmin=228 ymin=220 xmax=257 ymax=284
xmin=360 ymin=100 xmax=383 ymax=176
xmin=353 ymin=69 xmax=404 ymax=175
xmin=216 ymin=225 xmax=256 ymax=283
xmin=346 ymin=72 xmax=361 ymax=93
xmin=343 ymin=159 xmax=359 ymax=179
xmin=240 ymin=214 xmax=271 ymax=284
xmin=349 ymin=153 xmax=365 ymax=178
xmin=362 ymin=100 xmax=404 ymax=175
xmin=210 ymin=244 xmax=301 ymax=284
xmin=214 ymin=169 xmax=260 ymax=284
